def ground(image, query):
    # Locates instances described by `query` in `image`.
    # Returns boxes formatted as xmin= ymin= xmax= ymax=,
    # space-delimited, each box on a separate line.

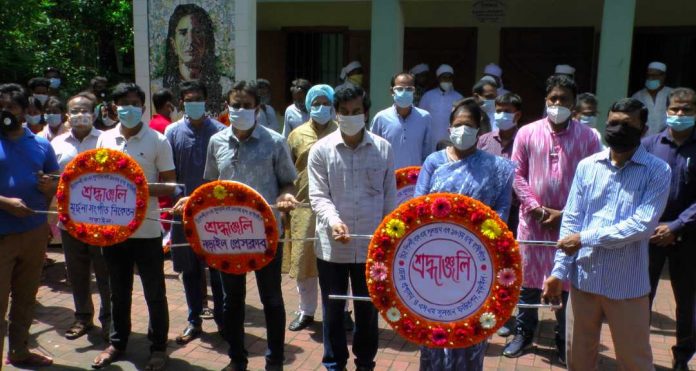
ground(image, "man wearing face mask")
xmin=473 ymin=78 xmax=498 ymax=132
xmin=286 ymin=84 xmax=338 ymax=332
xmin=370 ymin=72 xmax=433 ymax=168
xmin=308 ymin=85 xmax=395 ymax=371
xmin=39 ymin=97 xmax=68 ymax=142
xmin=92 ymin=83 xmax=177 ymax=370
xmin=149 ymin=88 xmax=177 ymax=134
xmin=44 ymin=67 xmax=64 ymax=98
xmin=27 ymin=77 xmax=51 ymax=107
xmin=50 ymin=95 xmax=110 ymax=342
xmin=409 ymin=63 xmax=430 ymax=106
xmin=507 ymin=75 xmax=601 ymax=363
xmin=418 ymin=64 xmax=464 ymax=147
xmin=335 ymin=61 xmax=365 ymax=93
xmin=165 ymin=80 xmax=226 ymax=345
xmin=632 ymin=61 xmax=673 ymax=136
xmin=643 ymin=88 xmax=696 ymax=371
xmin=543 ymin=98 xmax=671 ymax=371
xmin=0 ymin=84 xmax=58 ymax=368
xmin=283 ymin=79 xmax=312 ymax=139
xmin=176 ymin=80 xmax=298 ymax=371
xmin=483 ymin=63 xmax=510 ymax=96
xmin=573 ymin=93 xmax=603 ymax=143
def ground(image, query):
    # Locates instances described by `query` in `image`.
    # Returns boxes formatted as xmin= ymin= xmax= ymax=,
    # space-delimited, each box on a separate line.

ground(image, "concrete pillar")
xmin=132 ymin=0 xmax=150 ymax=123
xmin=369 ymin=0 xmax=404 ymax=116
xmin=475 ymin=25 xmax=501 ymax=77
xmin=236 ymin=0 xmax=257 ymax=81
xmin=595 ymin=0 xmax=636 ymax=134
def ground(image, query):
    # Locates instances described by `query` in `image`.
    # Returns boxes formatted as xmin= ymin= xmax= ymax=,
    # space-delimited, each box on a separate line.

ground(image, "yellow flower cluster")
xmin=212 ymin=185 xmax=228 ymax=200
xmin=385 ymin=219 xmax=406 ymax=238
xmin=480 ymin=219 xmax=502 ymax=240
xmin=94 ymin=149 xmax=110 ymax=164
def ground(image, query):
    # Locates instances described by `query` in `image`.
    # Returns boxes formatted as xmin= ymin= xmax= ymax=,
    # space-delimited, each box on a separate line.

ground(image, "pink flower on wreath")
xmin=116 ymin=158 xmax=129 ymax=169
xmin=497 ymin=268 xmax=517 ymax=287
xmin=431 ymin=197 xmax=452 ymax=218
xmin=369 ymin=262 xmax=388 ymax=282
xmin=430 ymin=327 xmax=448 ymax=346
xmin=134 ymin=175 xmax=145 ymax=185
xmin=58 ymin=213 xmax=70 ymax=223
xmin=407 ymin=169 xmax=419 ymax=184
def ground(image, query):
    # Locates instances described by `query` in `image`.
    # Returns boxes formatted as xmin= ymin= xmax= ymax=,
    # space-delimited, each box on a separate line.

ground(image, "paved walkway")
xmin=4 ymin=246 xmax=691 ymax=370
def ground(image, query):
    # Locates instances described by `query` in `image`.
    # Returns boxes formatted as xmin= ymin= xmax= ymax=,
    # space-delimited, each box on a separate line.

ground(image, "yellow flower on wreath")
xmin=480 ymin=219 xmax=502 ymax=240
xmin=94 ymin=149 xmax=110 ymax=164
xmin=212 ymin=185 xmax=228 ymax=200
xmin=385 ymin=219 xmax=406 ymax=238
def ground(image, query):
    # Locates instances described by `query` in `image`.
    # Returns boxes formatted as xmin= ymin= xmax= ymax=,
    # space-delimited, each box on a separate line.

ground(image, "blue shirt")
xmin=204 ymin=124 xmax=297 ymax=229
xmin=642 ymin=128 xmax=696 ymax=234
xmin=551 ymin=147 xmax=671 ymax=299
xmin=370 ymin=105 xmax=434 ymax=168
xmin=414 ymin=149 xmax=515 ymax=221
xmin=165 ymin=116 xmax=226 ymax=197
xmin=0 ymin=128 xmax=59 ymax=234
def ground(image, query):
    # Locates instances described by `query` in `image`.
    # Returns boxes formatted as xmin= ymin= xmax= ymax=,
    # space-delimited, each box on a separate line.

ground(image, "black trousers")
xmin=649 ymin=233 xmax=696 ymax=362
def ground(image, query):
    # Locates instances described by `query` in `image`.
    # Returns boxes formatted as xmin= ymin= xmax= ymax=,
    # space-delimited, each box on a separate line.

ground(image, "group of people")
xmin=0 ymin=57 xmax=693 ymax=371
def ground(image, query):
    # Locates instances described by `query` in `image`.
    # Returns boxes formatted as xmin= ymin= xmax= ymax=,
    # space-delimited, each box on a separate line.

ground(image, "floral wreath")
xmin=366 ymin=193 xmax=521 ymax=348
xmin=182 ymin=181 xmax=279 ymax=275
xmin=56 ymin=148 xmax=149 ymax=247
xmin=395 ymin=166 xmax=421 ymax=189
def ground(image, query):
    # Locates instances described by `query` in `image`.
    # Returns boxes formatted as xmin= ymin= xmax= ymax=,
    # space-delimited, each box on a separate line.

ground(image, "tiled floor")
xmin=3 ymin=246 xmax=691 ymax=370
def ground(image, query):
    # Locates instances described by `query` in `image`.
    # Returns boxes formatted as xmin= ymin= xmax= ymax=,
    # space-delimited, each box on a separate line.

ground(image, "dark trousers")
xmin=102 ymin=237 xmax=169 ymax=352
xmin=649 ymin=235 xmax=696 ymax=362
xmin=516 ymin=287 xmax=568 ymax=345
xmin=61 ymin=230 xmax=111 ymax=327
xmin=220 ymin=245 xmax=285 ymax=368
xmin=317 ymin=258 xmax=378 ymax=370
xmin=171 ymin=245 xmax=223 ymax=327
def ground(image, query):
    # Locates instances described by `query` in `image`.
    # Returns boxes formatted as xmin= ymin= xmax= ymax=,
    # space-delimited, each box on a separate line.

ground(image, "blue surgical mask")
xmin=494 ymin=111 xmax=516 ymax=131
xmin=666 ymin=115 xmax=695 ymax=132
xmin=579 ymin=115 xmax=597 ymax=127
xmin=310 ymin=105 xmax=332 ymax=125
xmin=25 ymin=114 xmax=42 ymax=125
xmin=116 ymin=105 xmax=143 ymax=128
xmin=482 ymin=99 xmax=495 ymax=114
xmin=393 ymin=90 xmax=414 ymax=108
xmin=49 ymin=78 xmax=61 ymax=89
xmin=184 ymin=101 xmax=206 ymax=120
xmin=449 ymin=125 xmax=479 ymax=151
xmin=228 ymin=106 xmax=256 ymax=131
xmin=645 ymin=79 xmax=661 ymax=91
xmin=44 ymin=113 xmax=63 ymax=128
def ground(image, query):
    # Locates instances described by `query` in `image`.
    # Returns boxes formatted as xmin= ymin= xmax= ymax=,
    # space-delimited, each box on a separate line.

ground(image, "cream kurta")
xmin=286 ymin=120 xmax=337 ymax=279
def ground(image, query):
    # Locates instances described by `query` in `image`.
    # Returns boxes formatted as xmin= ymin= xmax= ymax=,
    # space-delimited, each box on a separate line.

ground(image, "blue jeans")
xmin=317 ymin=258 xmax=378 ymax=370
xmin=171 ymin=220 xmax=224 ymax=327
xmin=220 ymin=245 xmax=285 ymax=368
xmin=516 ymin=287 xmax=568 ymax=343
xmin=419 ymin=342 xmax=487 ymax=371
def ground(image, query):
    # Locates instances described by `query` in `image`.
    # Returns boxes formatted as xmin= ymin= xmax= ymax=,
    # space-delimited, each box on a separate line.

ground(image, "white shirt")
xmin=51 ymin=127 xmax=103 ymax=171
xmin=39 ymin=123 xmax=69 ymax=142
xmin=257 ymin=104 xmax=281 ymax=133
xmin=418 ymin=87 xmax=464 ymax=146
xmin=96 ymin=123 xmax=176 ymax=239
xmin=283 ymin=104 xmax=310 ymax=138
xmin=632 ymin=86 xmax=673 ymax=136
xmin=308 ymin=130 xmax=397 ymax=263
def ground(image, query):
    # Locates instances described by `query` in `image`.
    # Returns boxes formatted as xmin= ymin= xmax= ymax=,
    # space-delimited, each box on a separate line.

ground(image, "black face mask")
xmin=604 ymin=121 xmax=642 ymax=153
xmin=0 ymin=110 xmax=21 ymax=134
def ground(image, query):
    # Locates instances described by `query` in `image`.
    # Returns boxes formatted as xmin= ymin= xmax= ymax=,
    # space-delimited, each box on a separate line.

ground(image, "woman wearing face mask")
xmin=414 ymin=98 xmax=514 ymax=371
xmin=39 ymin=97 xmax=68 ymax=142
xmin=24 ymin=95 xmax=45 ymax=134
xmin=286 ymin=84 xmax=338 ymax=332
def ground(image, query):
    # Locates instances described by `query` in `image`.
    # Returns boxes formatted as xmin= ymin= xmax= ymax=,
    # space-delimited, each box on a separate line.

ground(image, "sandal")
xmin=6 ymin=352 xmax=53 ymax=367
xmin=92 ymin=345 xmax=121 ymax=369
xmin=65 ymin=321 xmax=94 ymax=340
xmin=145 ymin=351 xmax=168 ymax=371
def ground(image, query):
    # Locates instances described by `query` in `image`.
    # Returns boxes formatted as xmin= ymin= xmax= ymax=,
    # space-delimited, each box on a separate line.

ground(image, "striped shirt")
xmin=551 ymin=146 xmax=671 ymax=300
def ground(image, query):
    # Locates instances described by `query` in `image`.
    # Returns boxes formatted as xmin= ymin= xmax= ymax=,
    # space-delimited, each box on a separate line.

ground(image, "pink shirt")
xmin=512 ymin=118 xmax=601 ymax=289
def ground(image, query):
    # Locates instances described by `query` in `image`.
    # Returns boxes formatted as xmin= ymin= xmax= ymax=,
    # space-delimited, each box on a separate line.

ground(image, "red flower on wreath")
xmin=248 ymin=259 xmax=257 ymax=269
xmin=430 ymin=327 xmax=448 ymax=346
xmin=136 ymin=199 xmax=146 ymax=209
xmin=76 ymin=156 xmax=88 ymax=167
xmin=455 ymin=326 xmax=474 ymax=340
xmin=378 ymin=235 xmax=392 ymax=248
xmin=497 ymin=287 xmax=512 ymax=302
xmin=415 ymin=203 xmax=428 ymax=218
xmin=496 ymin=238 xmax=512 ymax=252
xmin=116 ymin=158 xmax=128 ymax=169
xmin=128 ymin=220 xmax=139 ymax=231
xmin=372 ymin=283 xmax=386 ymax=294
xmin=102 ymin=228 xmax=116 ymax=240
xmin=372 ymin=247 xmax=386 ymax=261
xmin=264 ymin=249 xmax=275 ymax=257
xmin=401 ymin=209 xmax=417 ymax=225
xmin=75 ymin=224 xmax=87 ymax=237
xmin=470 ymin=210 xmax=486 ymax=224
xmin=407 ymin=169 xmax=419 ymax=183
xmin=431 ymin=197 xmax=452 ymax=218
xmin=134 ymin=175 xmax=145 ymax=185
xmin=58 ymin=213 xmax=70 ymax=223
xmin=55 ymin=191 xmax=65 ymax=202
xmin=401 ymin=318 xmax=416 ymax=334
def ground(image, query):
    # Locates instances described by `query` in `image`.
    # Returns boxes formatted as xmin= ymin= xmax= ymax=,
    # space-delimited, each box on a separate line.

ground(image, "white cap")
xmin=480 ymin=75 xmax=497 ymax=84
xmin=484 ymin=63 xmax=502 ymax=78
xmin=555 ymin=64 xmax=576 ymax=75
xmin=340 ymin=61 xmax=362 ymax=80
xmin=647 ymin=61 xmax=667 ymax=72
xmin=436 ymin=64 xmax=454 ymax=77
xmin=409 ymin=63 xmax=429 ymax=75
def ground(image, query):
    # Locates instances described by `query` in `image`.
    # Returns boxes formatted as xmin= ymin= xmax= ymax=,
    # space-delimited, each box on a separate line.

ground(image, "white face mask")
xmin=33 ymin=94 xmax=49 ymax=105
xmin=494 ymin=112 xmax=517 ymax=131
xmin=69 ymin=113 xmax=93 ymax=129
xmin=439 ymin=82 xmax=453 ymax=92
xmin=337 ymin=114 xmax=365 ymax=136
xmin=449 ymin=125 xmax=479 ymax=151
xmin=546 ymin=105 xmax=572 ymax=125
xmin=228 ymin=106 xmax=256 ymax=131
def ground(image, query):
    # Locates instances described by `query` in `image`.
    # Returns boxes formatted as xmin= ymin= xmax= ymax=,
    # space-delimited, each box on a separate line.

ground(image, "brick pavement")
xmin=4 ymin=246 xmax=692 ymax=371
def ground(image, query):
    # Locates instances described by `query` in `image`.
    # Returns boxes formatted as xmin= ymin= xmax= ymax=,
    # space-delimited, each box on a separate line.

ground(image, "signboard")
xmin=367 ymin=193 xmax=521 ymax=348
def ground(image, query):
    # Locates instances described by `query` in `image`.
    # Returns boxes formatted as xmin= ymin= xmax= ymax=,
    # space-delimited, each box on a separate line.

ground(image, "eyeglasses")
xmin=393 ymin=86 xmax=415 ymax=93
